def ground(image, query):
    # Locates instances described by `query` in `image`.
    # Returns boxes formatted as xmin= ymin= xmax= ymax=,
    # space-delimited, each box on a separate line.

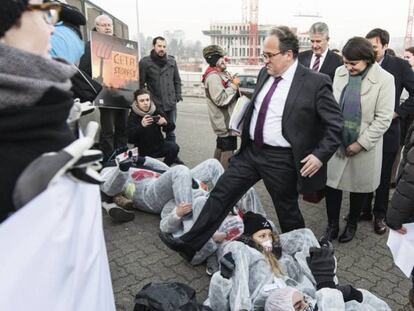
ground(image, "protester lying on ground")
xmin=0 ymin=0 xmax=77 ymax=223
xmin=387 ymin=122 xmax=414 ymax=308
xmin=128 ymin=89 xmax=180 ymax=166
xmin=204 ymin=212 xmax=320 ymax=311
xmin=160 ymin=186 xmax=265 ymax=271
xmin=101 ymin=155 xmax=223 ymax=215
xmin=264 ymin=243 xmax=391 ymax=311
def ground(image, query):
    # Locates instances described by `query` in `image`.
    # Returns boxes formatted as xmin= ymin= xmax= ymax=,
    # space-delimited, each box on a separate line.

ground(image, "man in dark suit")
xmin=298 ymin=22 xmax=343 ymax=82
xmin=159 ymin=26 xmax=343 ymax=261
xmin=363 ymin=28 xmax=414 ymax=234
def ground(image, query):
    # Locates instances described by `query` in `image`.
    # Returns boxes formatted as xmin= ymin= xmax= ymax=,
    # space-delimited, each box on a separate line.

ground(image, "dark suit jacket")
xmin=240 ymin=63 xmax=343 ymax=193
xmin=380 ymin=53 xmax=414 ymax=152
xmin=298 ymin=49 xmax=343 ymax=82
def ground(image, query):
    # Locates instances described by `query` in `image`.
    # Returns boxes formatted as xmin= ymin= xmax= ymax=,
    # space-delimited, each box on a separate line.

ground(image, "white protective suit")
xmin=205 ymin=228 xmax=320 ymax=311
xmin=100 ymin=158 xmax=223 ymax=214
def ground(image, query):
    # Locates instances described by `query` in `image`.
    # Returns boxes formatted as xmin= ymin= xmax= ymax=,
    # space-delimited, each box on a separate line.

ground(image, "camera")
xmin=152 ymin=115 xmax=160 ymax=123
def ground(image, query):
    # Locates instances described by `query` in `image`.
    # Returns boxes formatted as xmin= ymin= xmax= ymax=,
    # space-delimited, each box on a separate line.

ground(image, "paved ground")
xmin=104 ymin=96 xmax=412 ymax=311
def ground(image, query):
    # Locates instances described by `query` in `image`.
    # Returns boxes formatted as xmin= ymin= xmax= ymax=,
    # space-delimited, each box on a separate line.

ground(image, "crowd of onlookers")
xmin=1 ymin=0 xmax=414 ymax=310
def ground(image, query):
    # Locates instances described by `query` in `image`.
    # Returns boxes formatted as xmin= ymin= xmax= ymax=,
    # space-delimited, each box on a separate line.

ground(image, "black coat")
xmin=298 ymin=49 xmax=343 ymax=82
xmin=387 ymin=123 xmax=414 ymax=229
xmin=127 ymin=109 xmax=175 ymax=155
xmin=380 ymin=53 xmax=414 ymax=152
xmin=240 ymin=64 xmax=344 ymax=193
xmin=139 ymin=54 xmax=182 ymax=112
xmin=0 ymin=87 xmax=75 ymax=223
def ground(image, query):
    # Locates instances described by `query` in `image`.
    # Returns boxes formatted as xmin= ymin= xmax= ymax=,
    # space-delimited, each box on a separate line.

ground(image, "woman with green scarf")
xmin=322 ymin=37 xmax=395 ymax=243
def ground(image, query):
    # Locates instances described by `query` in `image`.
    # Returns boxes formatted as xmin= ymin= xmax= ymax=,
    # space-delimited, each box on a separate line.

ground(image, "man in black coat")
xmin=363 ymin=28 xmax=414 ymax=234
xmin=159 ymin=26 xmax=343 ymax=261
xmin=298 ymin=22 xmax=343 ymax=82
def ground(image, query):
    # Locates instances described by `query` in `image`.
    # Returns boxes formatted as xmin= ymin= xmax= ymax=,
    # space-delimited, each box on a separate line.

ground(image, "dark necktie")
xmin=254 ymin=76 xmax=283 ymax=148
xmin=312 ymin=55 xmax=321 ymax=71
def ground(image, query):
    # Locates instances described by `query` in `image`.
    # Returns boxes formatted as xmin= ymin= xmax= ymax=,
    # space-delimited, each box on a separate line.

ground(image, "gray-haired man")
xmin=298 ymin=22 xmax=342 ymax=82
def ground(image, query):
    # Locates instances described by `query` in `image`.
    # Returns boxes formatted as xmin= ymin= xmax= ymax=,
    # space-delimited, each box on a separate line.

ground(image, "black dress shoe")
xmin=159 ymin=231 xmax=196 ymax=262
xmin=338 ymin=223 xmax=357 ymax=243
xmin=374 ymin=217 xmax=387 ymax=235
xmin=320 ymin=222 xmax=339 ymax=242
xmin=172 ymin=157 xmax=185 ymax=165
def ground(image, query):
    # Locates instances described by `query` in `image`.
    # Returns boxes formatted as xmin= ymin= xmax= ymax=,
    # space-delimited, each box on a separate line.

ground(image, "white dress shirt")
xmin=249 ymin=60 xmax=299 ymax=147
xmin=310 ymin=48 xmax=328 ymax=72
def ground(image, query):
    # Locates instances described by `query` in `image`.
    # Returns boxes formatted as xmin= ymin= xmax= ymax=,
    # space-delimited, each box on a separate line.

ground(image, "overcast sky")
xmin=92 ymin=0 xmax=410 ymax=49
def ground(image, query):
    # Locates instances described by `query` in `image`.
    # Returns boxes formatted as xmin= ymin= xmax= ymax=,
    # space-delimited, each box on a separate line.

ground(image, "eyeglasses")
xmin=261 ymin=51 xmax=283 ymax=60
xmin=26 ymin=2 xmax=61 ymax=25
xmin=97 ymin=23 xmax=113 ymax=28
xmin=404 ymin=55 xmax=412 ymax=59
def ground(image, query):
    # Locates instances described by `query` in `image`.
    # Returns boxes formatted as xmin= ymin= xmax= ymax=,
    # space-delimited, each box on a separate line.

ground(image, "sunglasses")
xmin=26 ymin=2 xmax=61 ymax=25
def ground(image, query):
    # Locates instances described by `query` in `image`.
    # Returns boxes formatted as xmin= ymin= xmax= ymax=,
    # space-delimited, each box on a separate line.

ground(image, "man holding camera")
xmin=127 ymin=89 xmax=180 ymax=166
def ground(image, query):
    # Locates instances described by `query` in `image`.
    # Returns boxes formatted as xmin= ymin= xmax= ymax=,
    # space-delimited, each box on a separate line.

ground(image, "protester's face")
xmin=136 ymin=94 xmax=151 ymax=112
xmin=252 ymin=229 xmax=273 ymax=245
xmin=96 ymin=16 xmax=113 ymax=36
xmin=262 ymin=35 xmax=293 ymax=77
xmin=1 ymin=0 xmax=54 ymax=56
xmin=367 ymin=36 xmax=387 ymax=62
xmin=215 ymin=57 xmax=227 ymax=71
xmin=343 ymin=57 xmax=368 ymax=76
xmin=154 ymin=39 xmax=167 ymax=57
xmin=292 ymin=291 xmax=310 ymax=311
xmin=404 ymin=51 xmax=414 ymax=68
xmin=310 ymin=33 xmax=329 ymax=56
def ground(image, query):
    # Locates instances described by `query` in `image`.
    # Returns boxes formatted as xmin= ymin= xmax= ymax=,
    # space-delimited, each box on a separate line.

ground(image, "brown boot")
xmin=113 ymin=193 xmax=134 ymax=210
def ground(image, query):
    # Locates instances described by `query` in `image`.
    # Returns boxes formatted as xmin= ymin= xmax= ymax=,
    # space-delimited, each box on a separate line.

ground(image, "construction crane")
xmin=405 ymin=0 xmax=414 ymax=48
xmin=242 ymin=0 xmax=259 ymax=65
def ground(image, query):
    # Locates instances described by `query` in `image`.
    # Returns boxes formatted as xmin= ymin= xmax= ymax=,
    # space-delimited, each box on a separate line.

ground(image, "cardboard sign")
xmin=91 ymin=32 xmax=139 ymax=109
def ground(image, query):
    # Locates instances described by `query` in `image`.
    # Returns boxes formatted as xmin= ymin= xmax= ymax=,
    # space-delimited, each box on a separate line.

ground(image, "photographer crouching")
xmin=128 ymin=89 xmax=180 ymax=166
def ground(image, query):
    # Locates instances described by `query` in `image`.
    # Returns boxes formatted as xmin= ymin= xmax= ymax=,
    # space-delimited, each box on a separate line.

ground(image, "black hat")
xmin=243 ymin=212 xmax=273 ymax=236
xmin=0 ymin=0 xmax=30 ymax=38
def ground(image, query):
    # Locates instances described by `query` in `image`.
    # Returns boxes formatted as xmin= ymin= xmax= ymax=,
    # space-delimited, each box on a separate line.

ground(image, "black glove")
xmin=272 ymin=239 xmax=282 ymax=259
xmin=119 ymin=158 xmax=133 ymax=172
xmin=306 ymin=241 xmax=336 ymax=290
xmin=220 ymin=252 xmax=235 ymax=279
xmin=337 ymin=284 xmax=363 ymax=303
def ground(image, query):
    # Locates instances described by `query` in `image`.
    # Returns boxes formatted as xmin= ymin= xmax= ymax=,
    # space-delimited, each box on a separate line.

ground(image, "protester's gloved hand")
xmin=13 ymin=122 xmax=102 ymax=209
xmin=220 ymin=252 xmax=235 ymax=279
xmin=119 ymin=158 xmax=133 ymax=172
xmin=306 ymin=241 xmax=336 ymax=290
xmin=272 ymin=239 xmax=282 ymax=259
xmin=337 ymin=284 xmax=363 ymax=303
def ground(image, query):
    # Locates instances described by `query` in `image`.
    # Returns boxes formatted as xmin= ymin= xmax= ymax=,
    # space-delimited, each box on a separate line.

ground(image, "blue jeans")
xmin=165 ymin=109 xmax=177 ymax=143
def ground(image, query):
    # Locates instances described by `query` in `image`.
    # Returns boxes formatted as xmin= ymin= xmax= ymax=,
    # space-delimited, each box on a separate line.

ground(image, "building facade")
xmin=203 ymin=23 xmax=310 ymax=64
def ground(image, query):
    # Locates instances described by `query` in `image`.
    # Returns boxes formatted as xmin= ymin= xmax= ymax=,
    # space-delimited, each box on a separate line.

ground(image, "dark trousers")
xmin=325 ymin=186 xmax=369 ymax=224
xmin=99 ymin=108 xmax=129 ymax=160
xmin=364 ymin=151 xmax=398 ymax=218
xmin=148 ymin=141 xmax=179 ymax=166
xmin=164 ymin=109 xmax=177 ymax=142
xmin=181 ymin=142 xmax=305 ymax=250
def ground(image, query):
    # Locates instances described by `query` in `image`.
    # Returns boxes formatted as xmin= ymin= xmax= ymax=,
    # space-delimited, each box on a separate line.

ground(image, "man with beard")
xmin=139 ymin=36 xmax=183 ymax=164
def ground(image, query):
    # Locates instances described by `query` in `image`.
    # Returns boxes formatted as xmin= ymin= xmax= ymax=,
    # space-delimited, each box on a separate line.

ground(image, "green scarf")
xmin=339 ymin=66 xmax=370 ymax=148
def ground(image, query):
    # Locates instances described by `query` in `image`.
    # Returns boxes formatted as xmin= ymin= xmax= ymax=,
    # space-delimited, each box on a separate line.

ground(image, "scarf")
xmin=339 ymin=65 xmax=370 ymax=148
xmin=201 ymin=66 xmax=228 ymax=88
xmin=150 ymin=49 xmax=168 ymax=68
xmin=0 ymin=43 xmax=76 ymax=110
xmin=131 ymin=100 xmax=156 ymax=117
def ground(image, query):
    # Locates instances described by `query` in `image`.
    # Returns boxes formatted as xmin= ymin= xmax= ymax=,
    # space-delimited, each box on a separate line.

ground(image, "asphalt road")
xmin=104 ymin=96 xmax=412 ymax=311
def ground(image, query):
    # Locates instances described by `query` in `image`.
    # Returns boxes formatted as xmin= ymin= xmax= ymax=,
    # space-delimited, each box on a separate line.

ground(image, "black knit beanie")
xmin=206 ymin=54 xmax=222 ymax=67
xmin=243 ymin=212 xmax=273 ymax=236
xmin=0 ymin=0 xmax=30 ymax=38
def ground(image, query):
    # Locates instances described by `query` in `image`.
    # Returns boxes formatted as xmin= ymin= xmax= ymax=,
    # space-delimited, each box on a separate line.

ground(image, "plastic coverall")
xmin=100 ymin=158 xmax=223 ymax=214
xmin=160 ymin=187 xmax=265 ymax=265
xmin=205 ymin=228 xmax=320 ymax=311
xmin=264 ymin=286 xmax=391 ymax=311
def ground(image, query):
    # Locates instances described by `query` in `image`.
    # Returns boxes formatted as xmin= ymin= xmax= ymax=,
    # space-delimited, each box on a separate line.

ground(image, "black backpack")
xmin=133 ymin=282 xmax=212 ymax=311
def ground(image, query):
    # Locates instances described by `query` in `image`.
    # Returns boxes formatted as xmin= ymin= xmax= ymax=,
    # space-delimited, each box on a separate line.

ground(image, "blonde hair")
xmin=263 ymin=232 xmax=283 ymax=276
